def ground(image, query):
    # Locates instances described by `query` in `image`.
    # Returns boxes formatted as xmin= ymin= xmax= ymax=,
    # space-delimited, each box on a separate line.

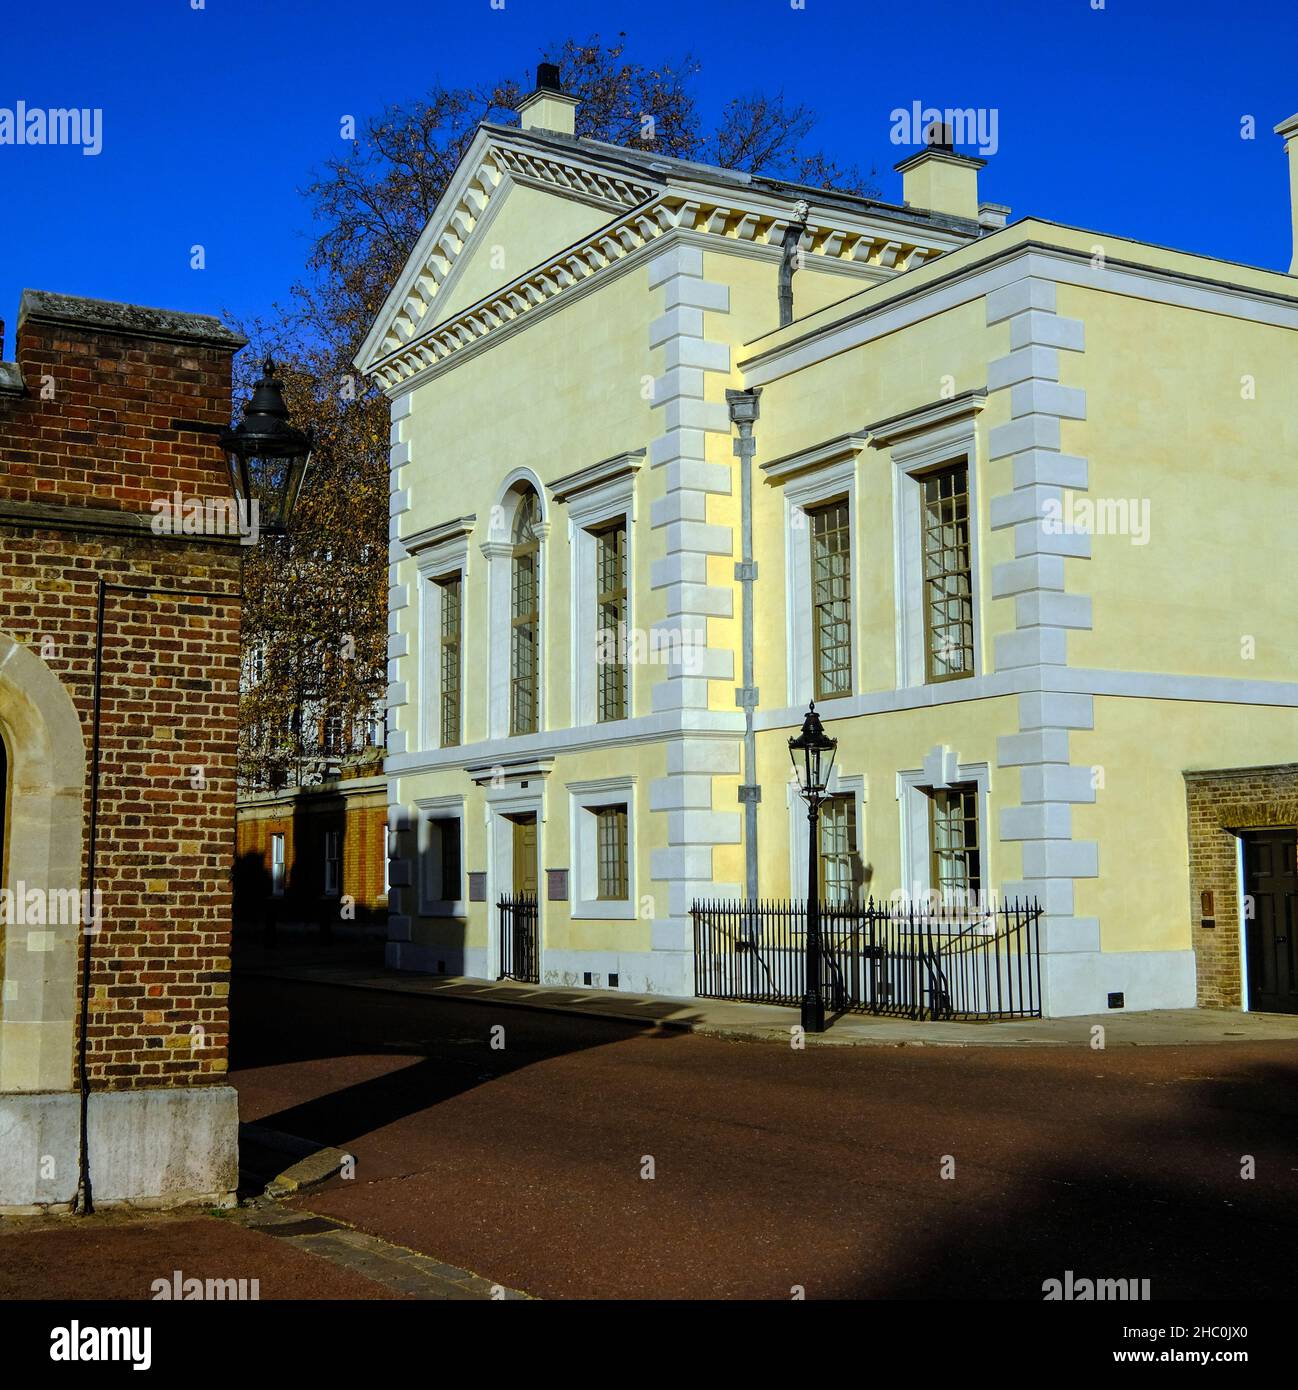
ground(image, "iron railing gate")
xmin=691 ymin=897 xmax=1043 ymax=1021
xmin=497 ymin=893 xmax=539 ymax=983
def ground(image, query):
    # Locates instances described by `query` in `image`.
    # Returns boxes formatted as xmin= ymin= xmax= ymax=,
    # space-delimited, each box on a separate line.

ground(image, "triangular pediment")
xmin=355 ymin=128 xmax=661 ymax=377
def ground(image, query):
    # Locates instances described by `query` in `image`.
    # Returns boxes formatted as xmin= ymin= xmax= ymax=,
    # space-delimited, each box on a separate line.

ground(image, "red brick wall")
xmin=235 ymin=786 xmax=388 ymax=928
xmin=0 ymin=307 xmax=234 ymax=511
xmin=0 ymin=300 xmax=243 ymax=1089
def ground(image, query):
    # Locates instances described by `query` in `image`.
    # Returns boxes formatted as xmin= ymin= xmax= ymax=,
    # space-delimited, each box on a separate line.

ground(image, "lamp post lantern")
xmin=788 ymin=700 xmax=837 ymax=1033
xmin=219 ymin=356 xmax=313 ymax=538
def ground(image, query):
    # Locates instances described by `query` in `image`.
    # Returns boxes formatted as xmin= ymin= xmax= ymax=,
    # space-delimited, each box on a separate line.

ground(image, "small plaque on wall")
xmin=468 ymin=872 xmax=487 ymax=903
xmin=547 ymin=869 xmax=569 ymax=902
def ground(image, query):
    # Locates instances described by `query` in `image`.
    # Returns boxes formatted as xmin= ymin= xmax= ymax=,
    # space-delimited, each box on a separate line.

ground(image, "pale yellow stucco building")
xmin=357 ymin=75 xmax=1298 ymax=1018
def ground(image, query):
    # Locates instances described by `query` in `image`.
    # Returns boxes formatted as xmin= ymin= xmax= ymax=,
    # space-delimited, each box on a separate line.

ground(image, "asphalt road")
xmin=230 ymin=975 xmax=1298 ymax=1300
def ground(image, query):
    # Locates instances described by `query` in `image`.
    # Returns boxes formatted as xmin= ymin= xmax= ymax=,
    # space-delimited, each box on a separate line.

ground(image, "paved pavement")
xmin=228 ymin=972 xmax=1298 ymax=1300
xmin=239 ymin=954 xmax=1298 ymax=1047
xmin=0 ymin=1195 xmax=528 ymax=1301
xmin=0 ymin=1207 xmax=400 ymax=1301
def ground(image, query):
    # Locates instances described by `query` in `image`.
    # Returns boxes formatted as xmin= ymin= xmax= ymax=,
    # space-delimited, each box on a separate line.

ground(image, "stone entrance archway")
xmin=0 ymin=631 xmax=85 ymax=1092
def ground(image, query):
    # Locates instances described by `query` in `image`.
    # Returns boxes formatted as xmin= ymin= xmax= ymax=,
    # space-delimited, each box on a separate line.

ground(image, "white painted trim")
xmin=413 ymin=794 xmax=467 ymax=919
xmin=415 ymin=542 xmax=469 ymax=755
xmin=781 ymin=455 xmax=860 ymax=707
xmin=567 ymin=472 xmax=636 ymax=727
xmin=882 ymin=405 xmax=983 ymax=689
xmin=746 ymin=659 xmax=1298 ymax=736
xmin=549 ymin=449 xmax=644 ymax=505
xmin=485 ymin=786 xmax=546 ymax=980
xmin=404 ymin=513 xmax=476 ymax=556
xmin=1236 ymin=835 xmax=1249 ymax=1012
xmin=493 ymin=467 xmax=552 ymax=534
xmin=1039 ymin=667 xmax=1298 ymax=706
xmin=896 ymin=761 xmax=991 ymax=902
xmin=740 ymin=239 xmax=1298 ymax=388
xmin=390 ymin=708 xmax=744 ymax=776
xmin=567 ymin=776 xmax=638 ymax=919
xmin=760 ymin=432 xmax=867 ymax=484
xmin=786 ymin=769 xmax=868 ymax=908
xmin=484 ymin=479 xmax=549 ymax=740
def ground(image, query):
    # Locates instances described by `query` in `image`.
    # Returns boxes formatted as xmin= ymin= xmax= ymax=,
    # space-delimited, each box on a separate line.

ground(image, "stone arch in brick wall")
xmin=0 ymin=632 xmax=85 ymax=1092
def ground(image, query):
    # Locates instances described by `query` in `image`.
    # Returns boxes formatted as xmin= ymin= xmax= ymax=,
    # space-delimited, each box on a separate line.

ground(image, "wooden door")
xmin=1243 ymin=830 xmax=1298 ymax=1014
xmin=511 ymin=814 xmax=537 ymax=898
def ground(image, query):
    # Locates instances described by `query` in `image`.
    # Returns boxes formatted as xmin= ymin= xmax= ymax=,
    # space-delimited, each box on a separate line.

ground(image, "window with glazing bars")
xmin=438 ymin=574 xmax=462 ymax=747
xmin=809 ymin=497 xmax=852 ymax=699
xmin=437 ymin=818 xmax=462 ymax=903
xmin=595 ymin=804 xmax=628 ymax=900
xmin=511 ymin=491 xmax=540 ymax=735
xmin=929 ymin=784 xmax=981 ymax=904
xmin=920 ymin=463 xmax=974 ymax=681
xmin=595 ymin=519 xmax=627 ymax=722
xmin=323 ymin=829 xmax=341 ymax=897
xmin=818 ymin=793 xmax=858 ymax=905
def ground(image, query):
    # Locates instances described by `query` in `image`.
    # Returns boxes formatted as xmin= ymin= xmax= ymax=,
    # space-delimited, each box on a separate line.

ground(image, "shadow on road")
xmin=230 ymin=972 xmax=698 ymax=1152
xmin=845 ymin=1054 xmax=1298 ymax=1300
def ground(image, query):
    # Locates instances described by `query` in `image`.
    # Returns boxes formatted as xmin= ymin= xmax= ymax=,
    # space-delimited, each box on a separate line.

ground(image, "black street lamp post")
xmin=788 ymin=701 xmax=837 ymax=1034
xmin=219 ymin=356 xmax=313 ymax=537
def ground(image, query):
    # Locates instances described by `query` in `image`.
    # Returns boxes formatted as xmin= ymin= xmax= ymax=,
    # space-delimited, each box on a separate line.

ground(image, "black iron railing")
xmin=691 ymin=897 xmax=1042 ymax=1021
xmin=498 ymin=893 xmax=539 ymax=983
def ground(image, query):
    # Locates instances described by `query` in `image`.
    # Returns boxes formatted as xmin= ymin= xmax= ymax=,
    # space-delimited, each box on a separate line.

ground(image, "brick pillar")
xmin=0 ymin=291 xmax=246 ymax=1211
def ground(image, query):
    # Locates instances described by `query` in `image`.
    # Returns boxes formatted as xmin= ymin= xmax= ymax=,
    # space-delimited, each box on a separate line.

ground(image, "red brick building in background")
xmin=0 ymin=290 xmax=245 ymax=1211
xmin=235 ymin=757 xmax=389 ymax=937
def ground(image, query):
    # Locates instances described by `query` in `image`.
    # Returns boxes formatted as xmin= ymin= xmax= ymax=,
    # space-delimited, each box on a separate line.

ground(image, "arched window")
xmin=510 ymin=488 xmax=541 ymax=735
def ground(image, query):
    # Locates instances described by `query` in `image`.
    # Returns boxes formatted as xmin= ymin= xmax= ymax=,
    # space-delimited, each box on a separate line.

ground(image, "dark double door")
xmin=1243 ymin=830 xmax=1298 ymax=1014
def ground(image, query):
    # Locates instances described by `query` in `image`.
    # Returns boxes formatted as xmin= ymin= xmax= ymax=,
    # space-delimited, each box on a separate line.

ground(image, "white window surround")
xmin=868 ymin=391 xmax=986 ymax=690
xmin=786 ymin=770 xmax=867 ymax=909
xmin=896 ymin=756 xmax=991 ymax=902
xmin=323 ymin=830 xmax=342 ymax=898
xmin=550 ymin=452 xmax=642 ymax=728
xmin=778 ymin=450 xmax=863 ymax=709
xmin=411 ymin=517 xmax=473 ymax=754
xmin=567 ymin=775 xmax=637 ymax=920
xmin=485 ymin=786 xmax=546 ymax=978
xmin=270 ymin=833 xmax=285 ymax=898
xmin=415 ymin=793 xmax=466 ymax=918
xmin=483 ymin=471 xmax=551 ymax=740
xmin=1235 ymin=837 xmax=1249 ymax=1013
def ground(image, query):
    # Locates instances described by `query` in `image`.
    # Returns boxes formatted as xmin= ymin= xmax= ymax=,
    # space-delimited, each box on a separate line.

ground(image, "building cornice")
xmin=740 ymin=231 xmax=1298 ymax=386
xmin=18 ymin=290 xmax=246 ymax=350
xmin=357 ymin=130 xmax=980 ymax=395
xmin=865 ymin=389 xmax=987 ymax=450
xmin=387 ymin=708 xmax=745 ymax=778
xmin=465 ymin=756 xmax=556 ymax=785
xmin=404 ymin=513 xmax=476 ymax=556
xmin=548 ymin=449 xmax=645 ymax=504
xmin=760 ymin=431 xmax=868 ymax=483
xmin=0 ymin=498 xmax=246 ymax=547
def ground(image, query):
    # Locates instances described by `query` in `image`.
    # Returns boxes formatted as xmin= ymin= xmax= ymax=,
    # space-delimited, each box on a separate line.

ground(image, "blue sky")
xmin=1 ymin=0 xmax=1295 ymax=337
